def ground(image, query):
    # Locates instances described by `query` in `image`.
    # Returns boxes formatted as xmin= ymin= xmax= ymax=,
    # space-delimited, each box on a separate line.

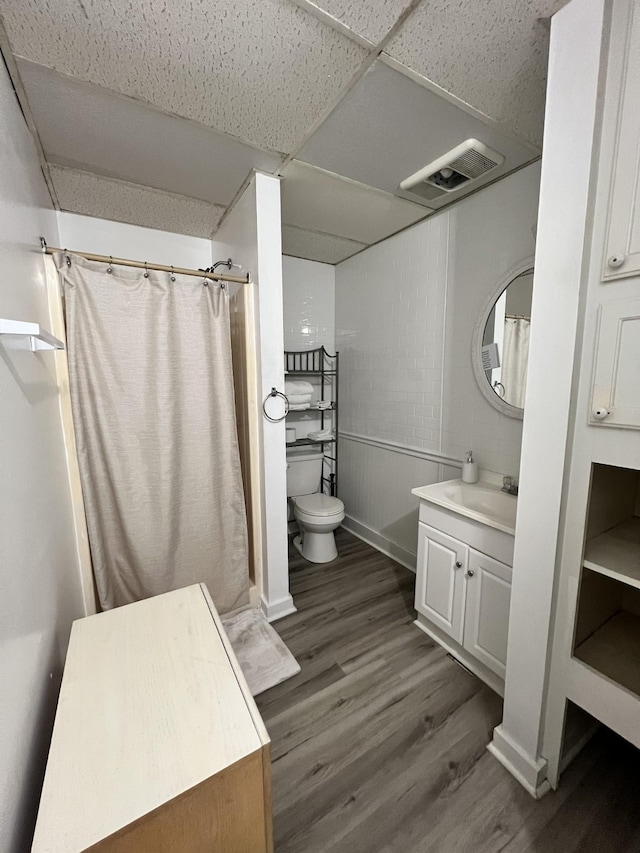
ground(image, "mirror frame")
xmin=471 ymin=256 xmax=535 ymax=421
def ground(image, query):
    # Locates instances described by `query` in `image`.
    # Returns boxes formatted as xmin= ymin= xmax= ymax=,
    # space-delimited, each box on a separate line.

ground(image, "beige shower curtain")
xmin=502 ymin=317 xmax=530 ymax=409
xmin=56 ymin=253 xmax=249 ymax=613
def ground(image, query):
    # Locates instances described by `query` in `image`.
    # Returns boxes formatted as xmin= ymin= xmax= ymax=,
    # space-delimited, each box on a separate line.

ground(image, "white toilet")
xmin=286 ymin=450 xmax=345 ymax=563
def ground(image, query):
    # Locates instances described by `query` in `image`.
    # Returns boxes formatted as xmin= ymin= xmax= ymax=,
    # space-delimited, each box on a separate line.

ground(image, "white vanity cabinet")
xmin=412 ymin=481 xmax=516 ymax=695
xmin=415 ymin=524 xmax=467 ymax=643
xmin=464 ymin=550 xmax=512 ymax=679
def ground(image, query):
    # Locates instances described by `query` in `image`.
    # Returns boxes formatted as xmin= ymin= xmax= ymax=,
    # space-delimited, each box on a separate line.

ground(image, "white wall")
xmin=282 ymin=256 xmax=335 ymax=352
xmin=56 ymin=212 xmax=212 ymax=269
xmin=337 ymin=213 xmax=449 ymax=450
xmin=0 ymin=64 xmax=84 ymax=852
xmin=443 ymin=165 xmax=540 ymax=474
xmin=335 ymin=162 xmax=540 ymax=564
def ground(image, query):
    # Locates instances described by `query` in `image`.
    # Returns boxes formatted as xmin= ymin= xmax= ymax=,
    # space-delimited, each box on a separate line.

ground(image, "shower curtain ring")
xmin=144 ymin=261 xmax=149 ymax=278
xmin=107 ymin=256 xmax=113 ymax=274
xmin=170 ymin=265 xmax=176 ymax=282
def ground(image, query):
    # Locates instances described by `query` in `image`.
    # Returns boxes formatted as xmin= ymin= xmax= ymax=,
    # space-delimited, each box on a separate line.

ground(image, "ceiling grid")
xmin=0 ymin=0 xmax=561 ymax=263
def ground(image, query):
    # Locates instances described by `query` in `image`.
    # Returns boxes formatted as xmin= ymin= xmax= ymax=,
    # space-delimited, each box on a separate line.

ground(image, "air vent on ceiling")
xmin=399 ymin=139 xmax=505 ymax=204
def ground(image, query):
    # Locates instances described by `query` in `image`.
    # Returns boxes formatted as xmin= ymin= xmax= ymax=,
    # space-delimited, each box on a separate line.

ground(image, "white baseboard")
xmin=261 ymin=593 xmax=297 ymax=623
xmin=341 ymin=515 xmax=416 ymax=573
xmin=488 ymin=725 xmax=550 ymax=799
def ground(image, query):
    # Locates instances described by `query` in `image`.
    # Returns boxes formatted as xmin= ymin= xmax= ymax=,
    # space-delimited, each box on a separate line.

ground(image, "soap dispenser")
xmin=461 ymin=450 xmax=479 ymax=484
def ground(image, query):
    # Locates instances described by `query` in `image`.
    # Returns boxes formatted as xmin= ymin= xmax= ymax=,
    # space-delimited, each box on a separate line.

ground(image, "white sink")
xmin=412 ymin=478 xmax=517 ymax=535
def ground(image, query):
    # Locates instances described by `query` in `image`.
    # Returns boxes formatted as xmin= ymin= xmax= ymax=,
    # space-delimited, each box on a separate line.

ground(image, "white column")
xmin=215 ymin=173 xmax=294 ymax=622
xmin=254 ymin=173 xmax=295 ymax=620
xmin=488 ymin=0 xmax=607 ymax=796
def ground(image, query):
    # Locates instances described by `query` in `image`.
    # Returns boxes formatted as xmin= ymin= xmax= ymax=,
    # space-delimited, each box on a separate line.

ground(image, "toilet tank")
xmin=286 ymin=450 xmax=323 ymax=497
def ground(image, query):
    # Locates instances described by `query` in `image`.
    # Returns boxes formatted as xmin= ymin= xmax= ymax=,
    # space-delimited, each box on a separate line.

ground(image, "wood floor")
xmin=256 ymin=529 xmax=640 ymax=853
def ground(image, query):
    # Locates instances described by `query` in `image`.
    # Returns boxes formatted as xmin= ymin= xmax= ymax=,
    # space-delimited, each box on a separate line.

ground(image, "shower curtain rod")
xmin=41 ymin=242 xmax=250 ymax=284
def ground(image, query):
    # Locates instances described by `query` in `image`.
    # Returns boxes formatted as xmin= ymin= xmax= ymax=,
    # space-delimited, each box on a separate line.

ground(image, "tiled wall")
xmin=336 ymin=212 xmax=449 ymax=450
xmin=282 ymin=255 xmax=337 ymax=443
xmin=282 ymin=255 xmax=335 ymax=352
xmin=335 ymin=162 xmax=541 ymax=563
xmin=443 ymin=165 xmax=541 ymax=474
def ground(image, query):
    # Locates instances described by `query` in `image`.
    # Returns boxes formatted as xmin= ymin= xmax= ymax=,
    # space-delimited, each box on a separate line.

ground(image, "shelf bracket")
xmin=0 ymin=318 xmax=65 ymax=352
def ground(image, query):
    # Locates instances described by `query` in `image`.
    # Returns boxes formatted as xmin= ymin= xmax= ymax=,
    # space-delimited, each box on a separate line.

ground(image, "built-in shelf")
xmin=574 ymin=610 xmax=640 ymax=697
xmin=0 ymin=318 xmax=65 ymax=351
xmin=583 ymin=517 xmax=640 ymax=589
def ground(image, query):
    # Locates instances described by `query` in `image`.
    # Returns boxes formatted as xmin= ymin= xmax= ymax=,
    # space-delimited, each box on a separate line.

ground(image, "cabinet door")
xmin=603 ymin=2 xmax=640 ymax=281
xmin=415 ymin=523 xmax=467 ymax=643
xmin=463 ymin=550 xmax=512 ymax=678
xmin=591 ymin=298 xmax=640 ymax=429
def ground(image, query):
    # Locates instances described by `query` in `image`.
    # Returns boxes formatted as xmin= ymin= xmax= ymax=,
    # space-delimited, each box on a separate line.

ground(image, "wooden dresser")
xmin=31 ymin=584 xmax=273 ymax=852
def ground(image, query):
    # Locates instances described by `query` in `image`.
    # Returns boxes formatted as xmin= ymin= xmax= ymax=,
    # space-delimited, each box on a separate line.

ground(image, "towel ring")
xmin=263 ymin=387 xmax=289 ymax=422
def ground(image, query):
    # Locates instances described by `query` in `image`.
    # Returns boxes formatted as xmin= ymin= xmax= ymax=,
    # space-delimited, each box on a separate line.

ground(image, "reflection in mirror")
xmin=482 ymin=269 xmax=533 ymax=409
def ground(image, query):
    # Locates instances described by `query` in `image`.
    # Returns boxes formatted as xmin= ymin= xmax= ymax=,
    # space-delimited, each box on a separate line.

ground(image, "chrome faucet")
xmin=502 ymin=476 xmax=519 ymax=496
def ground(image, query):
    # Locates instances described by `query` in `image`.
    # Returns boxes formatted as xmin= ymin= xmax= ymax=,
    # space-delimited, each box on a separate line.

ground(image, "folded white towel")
xmin=287 ymin=394 xmax=312 ymax=404
xmin=289 ymin=403 xmax=311 ymax=411
xmin=307 ymin=429 xmax=334 ymax=441
xmin=285 ymin=380 xmax=314 ymax=396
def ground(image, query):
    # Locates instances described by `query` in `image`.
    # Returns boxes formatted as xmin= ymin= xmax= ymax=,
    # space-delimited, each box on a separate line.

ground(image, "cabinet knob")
xmin=455 ymin=561 xmax=463 ymax=568
xmin=467 ymin=569 xmax=475 ymax=577
xmin=607 ymin=254 xmax=625 ymax=269
xmin=592 ymin=407 xmax=610 ymax=421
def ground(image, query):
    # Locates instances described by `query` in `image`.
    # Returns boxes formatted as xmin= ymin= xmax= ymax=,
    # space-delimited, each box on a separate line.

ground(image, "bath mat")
xmin=221 ymin=607 xmax=300 ymax=696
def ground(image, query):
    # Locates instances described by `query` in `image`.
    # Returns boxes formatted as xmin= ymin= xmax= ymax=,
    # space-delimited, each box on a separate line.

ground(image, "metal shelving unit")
xmin=284 ymin=346 xmax=339 ymax=496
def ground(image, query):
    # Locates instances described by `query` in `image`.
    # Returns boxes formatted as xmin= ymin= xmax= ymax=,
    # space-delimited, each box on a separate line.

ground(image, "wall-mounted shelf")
xmin=0 ymin=318 xmax=65 ymax=351
xmin=583 ymin=517 xmax=640 ymax=589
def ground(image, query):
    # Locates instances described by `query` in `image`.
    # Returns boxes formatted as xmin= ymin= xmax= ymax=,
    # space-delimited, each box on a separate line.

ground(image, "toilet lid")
xmin=295 ymin=494 xmax=344 ymax=516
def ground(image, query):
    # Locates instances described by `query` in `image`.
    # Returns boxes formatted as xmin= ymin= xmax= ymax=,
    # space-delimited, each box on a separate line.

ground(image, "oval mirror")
xmin=472 ymin=261 xmax=534 ymax=419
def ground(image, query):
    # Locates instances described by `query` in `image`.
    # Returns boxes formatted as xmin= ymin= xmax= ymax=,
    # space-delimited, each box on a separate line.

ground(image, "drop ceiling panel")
xmin=280 ymin=161 xmax=426 ymax=244
xmin=18 ymin=61 xmax=282 ymax=206
xmin=50 ymin=166 xmax=223 ymax=239
xmin=282 ymin=224 xmax=366 ymax=264
xmin=386 ymin=0 xmax=561 ymax=147
xmin=297 ymin=61 xmax=537 ymax=203
xmin=1 ymin=0 xmax=368 ymax=153
xmin=293 ymin=0 xmax=414 ymax=45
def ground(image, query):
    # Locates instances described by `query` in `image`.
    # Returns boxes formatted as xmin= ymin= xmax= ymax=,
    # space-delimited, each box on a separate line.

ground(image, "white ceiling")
xmin=0 ymin=0 xmax=559 ymax=264
xmin=49 ymin=166 xmax=224 ymax=238
xmin=297 ymin=60 xmax=536 ymax=206
xmin=279 ymin=161 xmax=426 ymax=245
xmin=18 ymin=60 xmax=283 ymax=206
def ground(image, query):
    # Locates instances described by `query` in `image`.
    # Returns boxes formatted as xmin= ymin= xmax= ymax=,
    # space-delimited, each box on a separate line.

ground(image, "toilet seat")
xmin=294 ymin=494 xmax=344 ymax=517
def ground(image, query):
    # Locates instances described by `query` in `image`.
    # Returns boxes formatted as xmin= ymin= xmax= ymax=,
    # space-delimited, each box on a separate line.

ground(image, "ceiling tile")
xmin=297 ymin=60 xmax=537 ymax=202
xmin=282 ymin=224 xmax=366 ymax=264
xmin=18 ymin=60 xmax=282 ymax=206
xmin=385 ymin=0 xmax=561 ymax=147
xmin=280 ymin=160 xmax=426 ymax=244
xmin=293 ymin=0 xmax=414 ymax=45
xmin=50 ymin=166 xmax=223 ymax=239
xmin=1 ymin=0 xmax=369 ymax=153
